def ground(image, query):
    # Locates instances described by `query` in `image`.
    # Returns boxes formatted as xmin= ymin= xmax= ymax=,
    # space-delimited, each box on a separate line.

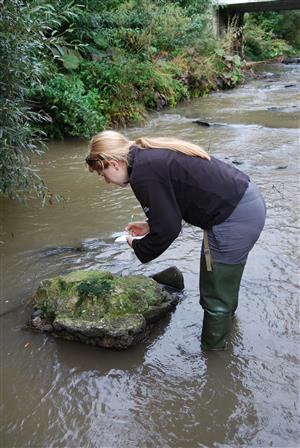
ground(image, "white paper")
xmin=114 ymin=234 xmax=144 ymax=243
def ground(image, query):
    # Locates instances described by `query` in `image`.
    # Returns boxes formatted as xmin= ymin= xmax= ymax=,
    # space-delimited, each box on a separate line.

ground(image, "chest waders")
xmin=200 ymin=230 xmax=245 ymax=350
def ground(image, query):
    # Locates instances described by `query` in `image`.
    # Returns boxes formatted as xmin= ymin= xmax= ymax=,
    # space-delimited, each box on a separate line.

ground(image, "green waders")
xmin=200 ymin=231 xmax=246 ymax=350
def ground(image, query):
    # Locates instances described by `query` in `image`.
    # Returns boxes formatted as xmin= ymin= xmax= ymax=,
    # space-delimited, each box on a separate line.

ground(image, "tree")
xmin=0 ymin=1 xmax=51 ymax=201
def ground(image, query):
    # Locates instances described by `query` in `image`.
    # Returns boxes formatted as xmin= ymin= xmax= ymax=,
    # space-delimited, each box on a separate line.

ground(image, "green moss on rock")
xmin=30 ymin=270 xmax=179 ymax=349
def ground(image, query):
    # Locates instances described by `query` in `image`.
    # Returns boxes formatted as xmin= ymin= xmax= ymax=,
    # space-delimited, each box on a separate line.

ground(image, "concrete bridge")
xmin=213 ymin=0 xmax=300 ymax=53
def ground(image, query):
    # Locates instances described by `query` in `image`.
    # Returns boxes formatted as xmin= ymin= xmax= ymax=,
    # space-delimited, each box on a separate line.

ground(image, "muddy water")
xmin=1 ymin=64 xmax=299 ymax=448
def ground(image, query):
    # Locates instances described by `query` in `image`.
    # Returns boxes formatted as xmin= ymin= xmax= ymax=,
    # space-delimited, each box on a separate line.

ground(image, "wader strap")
xmin=203 ymin=230 xmax=213 ymax=272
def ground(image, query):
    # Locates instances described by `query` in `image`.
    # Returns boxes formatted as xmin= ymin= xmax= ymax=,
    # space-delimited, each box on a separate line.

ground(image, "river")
xmin=1 ymin=63 xmax=299 ymax=448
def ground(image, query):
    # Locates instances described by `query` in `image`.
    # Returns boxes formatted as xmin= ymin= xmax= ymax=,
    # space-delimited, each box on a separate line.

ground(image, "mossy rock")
xmin=30 ymin=270 xmax=180 ymax=349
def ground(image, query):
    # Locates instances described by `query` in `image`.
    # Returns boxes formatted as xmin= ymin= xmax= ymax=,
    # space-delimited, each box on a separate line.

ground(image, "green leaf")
xmin=62 ymin=54 xmax=80 ymax=70
xmin=92 ymin=34 xmax=109 ymax=49
xmin=215 ymin=48 xmax=225 ymax=57
xmin=232 ymin=55 xmax=241 ymax=66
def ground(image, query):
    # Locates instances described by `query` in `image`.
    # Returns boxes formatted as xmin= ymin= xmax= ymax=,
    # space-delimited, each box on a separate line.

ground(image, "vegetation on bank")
xmin=244 ymin=10 xmax=300 ymax=61
xmin=1 ymin=1 xmax=299 ymax=202
xmin=27 ymin=0 xmax=245 ymax=141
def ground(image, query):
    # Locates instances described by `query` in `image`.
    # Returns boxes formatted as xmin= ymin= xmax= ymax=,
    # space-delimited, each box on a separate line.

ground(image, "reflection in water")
xmin=1 ymin=64 xmax=299 ymax=447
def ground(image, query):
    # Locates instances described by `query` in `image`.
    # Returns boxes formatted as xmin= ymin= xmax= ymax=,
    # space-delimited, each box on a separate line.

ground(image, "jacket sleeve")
xmin=131 ymin=179 xmax=182 ymax=263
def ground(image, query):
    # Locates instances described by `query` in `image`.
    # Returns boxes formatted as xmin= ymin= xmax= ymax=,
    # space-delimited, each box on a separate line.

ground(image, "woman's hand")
xmin=126 ymin=221 xmax=149 ymax=237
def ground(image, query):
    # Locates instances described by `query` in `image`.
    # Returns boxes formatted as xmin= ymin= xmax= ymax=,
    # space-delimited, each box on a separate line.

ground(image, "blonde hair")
xmin=86 ymin=130 xmax=210 ymax=172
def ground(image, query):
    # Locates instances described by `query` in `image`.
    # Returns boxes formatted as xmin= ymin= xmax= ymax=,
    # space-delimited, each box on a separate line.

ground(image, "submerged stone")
xmin=29 ymin=270 xmax=180 ymax=349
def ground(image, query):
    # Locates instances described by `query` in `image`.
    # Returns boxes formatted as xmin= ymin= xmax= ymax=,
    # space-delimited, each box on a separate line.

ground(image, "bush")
xmin=0 ymin=0 xmax=87 ymax=201
xmin=244 ymin=24 xmax=293 ymax=61
xmin=31 ymin=73 xmax=106 ymax=139
xmin=244 ymin=11 xmax=298 ymax=61
xmin=245 ymin=11 xmax=300 ymax=51
xmin=0 ymin=1 xmax=49 ymax=201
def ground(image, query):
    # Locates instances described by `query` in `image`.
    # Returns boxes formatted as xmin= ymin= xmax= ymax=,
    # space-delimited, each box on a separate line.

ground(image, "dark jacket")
xmin=128 ymin=145 xmax=249 ymax=263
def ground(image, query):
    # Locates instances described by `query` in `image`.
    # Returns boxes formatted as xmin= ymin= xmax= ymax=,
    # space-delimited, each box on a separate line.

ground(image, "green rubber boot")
xmin=200 ymin=258 xmax=246 ymax=350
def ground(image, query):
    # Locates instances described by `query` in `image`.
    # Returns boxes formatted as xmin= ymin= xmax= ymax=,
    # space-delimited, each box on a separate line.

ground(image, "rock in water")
xmin=150 ymin=266 xmax=184 ymax=291
xmin=29 ymin=270 xmax=180 ymax=349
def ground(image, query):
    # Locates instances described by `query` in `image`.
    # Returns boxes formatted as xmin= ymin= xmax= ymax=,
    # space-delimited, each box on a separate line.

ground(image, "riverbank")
xmin=28 ymin=34 xmax=245 ymax=141
xmin=33 ymin=54 xmax=296 ymax=141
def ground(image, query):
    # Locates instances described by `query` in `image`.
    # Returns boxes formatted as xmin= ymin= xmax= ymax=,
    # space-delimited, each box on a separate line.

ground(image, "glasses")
xmin=85 ymin=156 xmax=109 ymax=172
xmin=85 ymin=157 xmax=98 ymax=165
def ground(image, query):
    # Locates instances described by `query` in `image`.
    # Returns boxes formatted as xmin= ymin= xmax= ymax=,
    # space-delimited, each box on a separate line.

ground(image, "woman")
xmin=85 ymin=130 xmax=266 ymax=350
